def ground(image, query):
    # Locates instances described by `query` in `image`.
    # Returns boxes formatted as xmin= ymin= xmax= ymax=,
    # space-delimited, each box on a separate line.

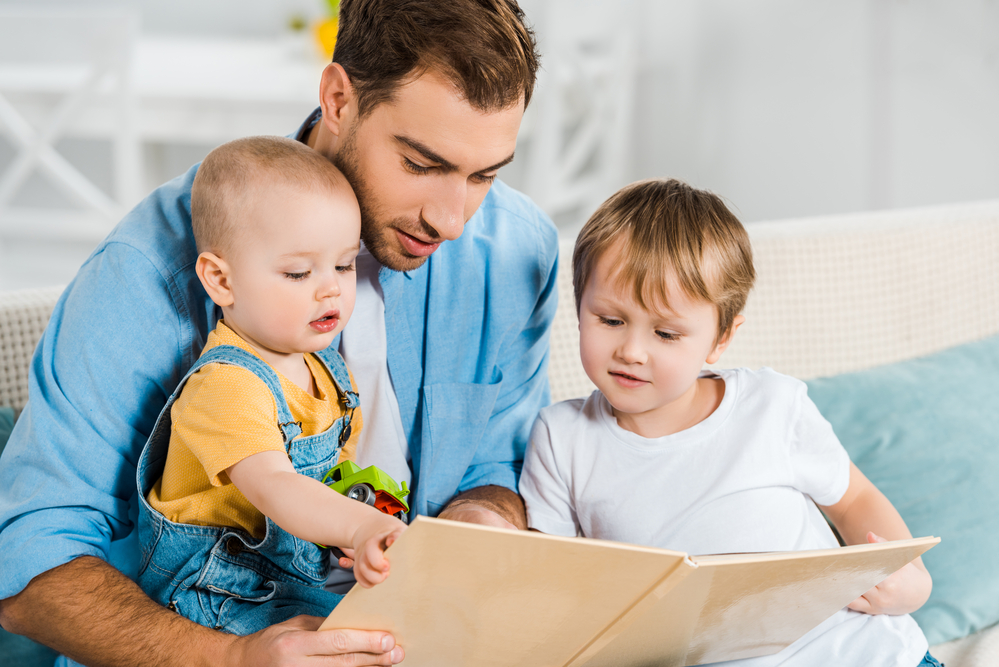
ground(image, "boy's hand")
xmin=847 ymin=532 xmax=933 ymax=616
xmin=350 ymin=514 xmax=407 ymax=588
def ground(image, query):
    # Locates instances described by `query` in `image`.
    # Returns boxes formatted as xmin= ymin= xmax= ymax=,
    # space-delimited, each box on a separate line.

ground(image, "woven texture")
xmin=549 ymin=200 xmax=999 ymax=402
xmin=0 ymin=286 xmax=62 ymax=412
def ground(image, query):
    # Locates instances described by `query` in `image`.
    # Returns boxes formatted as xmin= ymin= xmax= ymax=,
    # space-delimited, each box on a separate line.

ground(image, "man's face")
xmin=332 ymin=70 xmax=524 ymax=272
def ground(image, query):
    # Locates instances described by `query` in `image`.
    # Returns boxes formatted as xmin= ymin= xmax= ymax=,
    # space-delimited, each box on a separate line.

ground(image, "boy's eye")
xmin=403 ymin=158 xmax=433 ymax=175
xmin=598 ymin=316 xmax=623 ymax=327
xmin=284 ymin=271 xmax=310 ymax=281
xmin=655 ymin=330 xmax=680 ymax=341
xmin=336 ymin=263 xmax=355 ymax=273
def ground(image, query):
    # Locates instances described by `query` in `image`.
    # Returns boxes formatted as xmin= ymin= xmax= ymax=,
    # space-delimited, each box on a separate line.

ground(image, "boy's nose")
xmin=615 ymin=332 xmax=648 ymax=365
xmin=318 ymin=274 xmax=341 ymax=300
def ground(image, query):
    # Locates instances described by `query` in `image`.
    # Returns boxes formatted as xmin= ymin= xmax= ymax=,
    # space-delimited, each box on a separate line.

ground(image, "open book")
xmin=320 ymin=517 xmax=938 ymax=667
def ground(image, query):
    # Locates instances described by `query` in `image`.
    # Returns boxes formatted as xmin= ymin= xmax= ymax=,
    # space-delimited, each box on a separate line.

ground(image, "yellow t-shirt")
xmin=147 ymin=321 xmax=362 ymax=538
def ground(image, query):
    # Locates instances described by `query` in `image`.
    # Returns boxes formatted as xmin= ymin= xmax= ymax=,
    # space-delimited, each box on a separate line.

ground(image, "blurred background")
xmin=0 ymin=0 xmax=997 ymax=290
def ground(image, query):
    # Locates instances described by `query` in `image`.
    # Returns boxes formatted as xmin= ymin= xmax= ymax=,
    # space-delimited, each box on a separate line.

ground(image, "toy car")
xmin=322 ymin=460 xmax=410 ymax=523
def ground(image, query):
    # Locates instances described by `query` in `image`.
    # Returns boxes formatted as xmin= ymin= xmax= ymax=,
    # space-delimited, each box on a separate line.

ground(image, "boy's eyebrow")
xmin=277 ymin=243 xmax=361 ymax=260
xmin=394 ymin=135 xmax=515 ymax=175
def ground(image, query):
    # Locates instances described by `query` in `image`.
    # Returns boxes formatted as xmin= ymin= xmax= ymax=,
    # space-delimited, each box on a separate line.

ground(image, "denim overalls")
xmin=136 ymin=344 xmax=357 ymax=635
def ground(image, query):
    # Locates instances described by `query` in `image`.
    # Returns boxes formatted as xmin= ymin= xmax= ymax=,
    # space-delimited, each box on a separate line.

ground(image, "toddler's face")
xmin=222 ymin=182 xmax=361 ymax=358
xmin=578 ymin=241 xmax=730 ymax=436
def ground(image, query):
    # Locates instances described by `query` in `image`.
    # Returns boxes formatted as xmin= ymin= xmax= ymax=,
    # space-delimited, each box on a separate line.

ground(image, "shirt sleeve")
xmin=456 ymin=203 xmax=560 ymax=494
xmin=788 ymin=381 xmax=852 ymax=507
xmin=171 ymin=363 xmax=286 ymax=487
xmin=519 ymin=413 xmax=578 ymax=536
xmin=0 ymin=242 xmax=193 ymax=599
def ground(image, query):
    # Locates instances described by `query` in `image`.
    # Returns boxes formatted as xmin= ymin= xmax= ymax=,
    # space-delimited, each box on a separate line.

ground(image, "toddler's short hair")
xmin=191 ymin=136 xmax=350 ymax=255
xmin=572 ymin=178 xmax=756 ymax=341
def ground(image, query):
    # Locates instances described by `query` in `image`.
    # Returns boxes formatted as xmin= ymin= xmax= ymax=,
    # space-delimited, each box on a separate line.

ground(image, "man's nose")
xmin=422 ymin=177 xmax=467 ymax=242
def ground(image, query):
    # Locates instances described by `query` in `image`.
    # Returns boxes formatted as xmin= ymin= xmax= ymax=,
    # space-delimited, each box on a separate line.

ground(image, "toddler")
xmin=519 ymin=179 xmax=939 ymax=666
xmin=136 ymin=136 xmax=405 ymax=636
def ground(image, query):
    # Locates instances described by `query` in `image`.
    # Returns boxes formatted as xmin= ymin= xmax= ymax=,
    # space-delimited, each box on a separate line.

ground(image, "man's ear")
xmin=706 ymin=314 xmax=745 ymax=365
xmin=196 ymin=252 xmax=234 ymax=308
xmin=319 ymin=62 xmax=355 ymax=138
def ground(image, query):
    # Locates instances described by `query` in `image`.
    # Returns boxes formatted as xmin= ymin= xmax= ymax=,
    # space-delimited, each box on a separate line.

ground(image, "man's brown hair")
xmin=334 ymin=0 xmax=540 ymax=116
xmin=191 ymin=136 xmax=350 ymax=255
xmin=572 ymin=179 xmax=756 ymax=341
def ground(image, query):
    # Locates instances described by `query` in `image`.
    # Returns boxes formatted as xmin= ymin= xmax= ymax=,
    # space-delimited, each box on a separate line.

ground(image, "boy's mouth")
xmin=610 ymin=371 xmax=648 ymax=387
xmin=310 ymin=310 xmax=340 ymax=333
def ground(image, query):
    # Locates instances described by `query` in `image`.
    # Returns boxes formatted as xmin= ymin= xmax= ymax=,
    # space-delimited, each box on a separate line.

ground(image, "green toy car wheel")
xmin=347 ymin=483 xmax=376 ymax=506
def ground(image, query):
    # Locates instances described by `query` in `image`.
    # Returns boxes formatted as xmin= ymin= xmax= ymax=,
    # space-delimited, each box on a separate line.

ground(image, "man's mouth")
xmin=395 ymin=229 xmax=441 ymax=257
xmin=310 ymin=310 xmax=340 ymax=333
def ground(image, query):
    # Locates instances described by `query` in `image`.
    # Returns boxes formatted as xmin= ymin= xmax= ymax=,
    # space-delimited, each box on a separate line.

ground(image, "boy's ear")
xmin=319 ymin=62 xmax=355 ymax=138
xmin=705 ymin=314 xmax=745 ymax=365
xmin=196 ymin=252 xmax=234 ymax=308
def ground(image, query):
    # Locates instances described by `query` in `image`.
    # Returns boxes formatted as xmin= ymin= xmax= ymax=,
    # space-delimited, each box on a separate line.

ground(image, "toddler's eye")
xmin=336 ymin=264 xmax=356 ymax=273
xmin=284 ymin=271 xmax=310 ymax=281
xmin=655 ymin=330 xmax=680 ymax=341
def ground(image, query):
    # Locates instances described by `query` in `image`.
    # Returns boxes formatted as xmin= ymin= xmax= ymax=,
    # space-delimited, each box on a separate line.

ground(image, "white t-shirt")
xmin=519 ymin=367 xmax=928 ymax=667
xmin=328 ymin=245 xmax=410 ymax=592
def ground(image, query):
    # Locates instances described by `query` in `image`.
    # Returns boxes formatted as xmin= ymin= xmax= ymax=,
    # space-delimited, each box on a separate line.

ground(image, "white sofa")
xmin=2 ymin=199 xmax=999 ymax=665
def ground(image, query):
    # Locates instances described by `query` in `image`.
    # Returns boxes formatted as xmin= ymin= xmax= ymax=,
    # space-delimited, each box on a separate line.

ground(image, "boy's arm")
xmin=819 ymin=462 xmax=932 ymax=615
xmin=226 ymin=451 xmax=405 ymax=588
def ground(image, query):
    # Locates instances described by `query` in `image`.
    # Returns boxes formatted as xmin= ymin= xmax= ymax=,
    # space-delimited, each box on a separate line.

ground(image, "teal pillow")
xmin=806 ymin=334 xmax=999 ymax=645
xmin=0 ymin=406 xmax=14 ymax=456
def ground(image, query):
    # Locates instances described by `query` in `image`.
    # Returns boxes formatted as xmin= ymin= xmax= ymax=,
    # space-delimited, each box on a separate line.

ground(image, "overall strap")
xmin=192 ymin=346 xmax=303 ymax=443
xmin=313 ymin=345 xmax=360 ymax=411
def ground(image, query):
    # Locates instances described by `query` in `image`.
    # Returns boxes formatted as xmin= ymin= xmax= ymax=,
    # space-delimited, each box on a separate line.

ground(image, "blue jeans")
xmin=920 ymin=651 xmax=944 ymax=666
xmin=137 ymin=343 xmax=358 ymax=634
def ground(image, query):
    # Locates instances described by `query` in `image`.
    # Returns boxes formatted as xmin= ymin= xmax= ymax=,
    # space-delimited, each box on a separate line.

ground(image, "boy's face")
xmin=222 ymin=181 xmax=361 ymax=361
xmin=578 ymin=241 xmax=735 ymax=437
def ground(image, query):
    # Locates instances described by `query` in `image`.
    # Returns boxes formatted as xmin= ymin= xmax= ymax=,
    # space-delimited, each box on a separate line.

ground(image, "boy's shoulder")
xmin=538 ymin=391 xmax=602 ymax=424
xmin=712 ymin=367 xmax=810 ymax=417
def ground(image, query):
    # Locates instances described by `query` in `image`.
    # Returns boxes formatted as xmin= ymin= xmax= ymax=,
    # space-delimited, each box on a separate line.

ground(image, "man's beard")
xmin=332 ymin=129 xmax=439 ymax=273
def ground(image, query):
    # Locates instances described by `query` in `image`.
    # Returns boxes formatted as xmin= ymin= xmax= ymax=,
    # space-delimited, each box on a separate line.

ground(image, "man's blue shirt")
xmin=0 ymin=151 xmax=558 ymax=602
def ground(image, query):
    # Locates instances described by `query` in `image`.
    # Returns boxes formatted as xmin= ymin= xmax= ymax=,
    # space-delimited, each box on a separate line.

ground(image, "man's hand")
xmin=437 ymin=485 xmax=527 ymax=530
xmin=0 ymin=556 xmax=403 ymax=667
xmin=227 ymin=615 xmax=403 ymax=667
xmin=847 ymin=532 xmax=933 ymax=616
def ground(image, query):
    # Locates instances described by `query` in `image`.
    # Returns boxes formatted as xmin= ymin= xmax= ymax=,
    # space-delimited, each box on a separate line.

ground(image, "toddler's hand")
xmin=351 ymin=514 xmax=407 ymax=588
xmin=848 ymin=532 xmax=932 ymax=616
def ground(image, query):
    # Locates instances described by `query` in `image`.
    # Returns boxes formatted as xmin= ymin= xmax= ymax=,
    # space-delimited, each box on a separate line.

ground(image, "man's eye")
xmin=656 ymin=330 xmax=680 ymax=341
xmin=471 ymin=172 xmax=497 ymax=185
xmin=284 ymin=271 xmax=310 ymax=281
xmin=336 ymin=264 xmax=355 ymax=273
xmin=404 ymin=158 xmax=433 ymax=175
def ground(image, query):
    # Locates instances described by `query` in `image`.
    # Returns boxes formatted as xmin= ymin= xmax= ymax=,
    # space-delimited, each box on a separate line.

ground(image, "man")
xmin=0 ymin=1 xmax=557 ymax=665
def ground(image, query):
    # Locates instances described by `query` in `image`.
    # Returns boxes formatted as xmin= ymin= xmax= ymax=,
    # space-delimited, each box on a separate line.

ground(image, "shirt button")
xmin=225 ymin=537 xmax=243 ymax=556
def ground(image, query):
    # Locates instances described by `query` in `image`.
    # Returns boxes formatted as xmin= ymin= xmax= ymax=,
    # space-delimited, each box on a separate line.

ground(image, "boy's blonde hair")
xmin=191 ymin=136 xmax=350 ymax=255
xmin=572 ymin=178 xmax=756 ymax=341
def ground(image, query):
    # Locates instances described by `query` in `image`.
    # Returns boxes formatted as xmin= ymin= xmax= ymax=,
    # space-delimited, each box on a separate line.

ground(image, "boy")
xmin=520 ymin=179 xmax=940 ymax=666
xmin=137 ymin=136 xmax=405 ymax=635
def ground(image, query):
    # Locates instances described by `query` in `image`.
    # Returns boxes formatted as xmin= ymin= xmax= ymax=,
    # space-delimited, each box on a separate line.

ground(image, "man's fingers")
xmin=312 ymin=627 xmax=403 ymax=663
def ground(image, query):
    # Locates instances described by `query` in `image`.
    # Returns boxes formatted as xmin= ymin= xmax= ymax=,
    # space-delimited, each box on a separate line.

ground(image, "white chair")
xmin=520 ymin=0 xmax=638 ymax=232
xmin=0 ymin=6 xmax=140 ymax=242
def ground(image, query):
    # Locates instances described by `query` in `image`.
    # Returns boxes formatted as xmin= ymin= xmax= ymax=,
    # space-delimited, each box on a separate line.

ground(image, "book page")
xmin=320 ymin=517 xmax=689 ymax=667
xmin=577 ymin=537 xmax=938 ymax=667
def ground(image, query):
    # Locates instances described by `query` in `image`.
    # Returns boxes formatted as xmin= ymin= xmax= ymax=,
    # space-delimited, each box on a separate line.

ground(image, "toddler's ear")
xmin=705 ymin=314 xmax=745 ymax=365
xmin=196 ymin=252 xmax=234 ymax=307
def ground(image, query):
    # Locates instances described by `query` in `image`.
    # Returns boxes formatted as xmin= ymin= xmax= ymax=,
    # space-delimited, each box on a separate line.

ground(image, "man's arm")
xmin=0 ymin=557 xmax=404 ymax=667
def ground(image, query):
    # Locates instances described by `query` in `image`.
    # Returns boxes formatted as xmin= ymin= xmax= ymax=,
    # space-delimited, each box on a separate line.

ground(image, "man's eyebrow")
xmin=395 ymin=135 xmax=515 ymax=175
